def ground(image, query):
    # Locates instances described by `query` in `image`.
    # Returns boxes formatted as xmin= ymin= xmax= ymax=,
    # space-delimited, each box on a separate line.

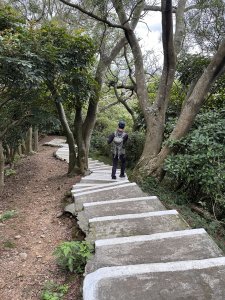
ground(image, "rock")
xmin=56 ymin=212 xmax=63 ymax=218
xmin=19 ymin=252 xmax=27 ymax=260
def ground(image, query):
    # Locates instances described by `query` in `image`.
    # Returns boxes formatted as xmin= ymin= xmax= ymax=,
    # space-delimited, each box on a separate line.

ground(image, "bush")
xmin=90 ymin=131 xmax=110 ymax=157
xmin=164 ymin=109 xmax=225 ymax=218
xmin=40 ymin=281 xmax=68 ymax=300
xmin=125 ymin=131 xmax=145 ymax=168
xmin=53 ymin=241 xmax=94 ymax=274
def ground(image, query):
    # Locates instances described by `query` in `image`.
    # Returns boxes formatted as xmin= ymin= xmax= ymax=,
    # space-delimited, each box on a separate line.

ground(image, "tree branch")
xmin=124 ymin=45 xmax=136 ymax=89
xmin=113 ymin=85 xmax=135 ymax=121
xmin=58 ymin=0 xmax=125 ymax=29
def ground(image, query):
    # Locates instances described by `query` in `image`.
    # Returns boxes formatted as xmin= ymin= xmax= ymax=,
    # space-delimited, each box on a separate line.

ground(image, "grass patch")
xmin=3 ymin=240 xmax=16 ymax=249
xmin=0 ymin=210 xmax=17 ymax=222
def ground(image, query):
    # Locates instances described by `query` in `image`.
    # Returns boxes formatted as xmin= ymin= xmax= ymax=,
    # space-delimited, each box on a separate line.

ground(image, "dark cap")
xmin=118 ymin=120 xmax=125 ymax=129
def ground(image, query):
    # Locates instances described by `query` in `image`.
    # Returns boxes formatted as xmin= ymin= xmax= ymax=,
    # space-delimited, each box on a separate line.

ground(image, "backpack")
xmin=112 ymin=131 xmax=126 ymax=157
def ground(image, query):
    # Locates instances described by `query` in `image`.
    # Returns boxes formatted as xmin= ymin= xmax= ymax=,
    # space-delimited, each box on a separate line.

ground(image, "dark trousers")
xmin=112 ymin=154 xmax=126 ymax=177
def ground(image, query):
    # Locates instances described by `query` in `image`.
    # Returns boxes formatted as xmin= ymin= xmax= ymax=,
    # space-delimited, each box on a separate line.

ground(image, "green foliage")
xmin=176 ymin=54 xmax=225 ymax=110
xmin=53 ymin=241 xmax=94 ymax=274
xmin=3 ymin=240 xmax=16 ymax=249
xmin=164 ymin=109 xmax=225 ymax=217
xmin=40 ymin=281 xmax=68 ymax=300
xmin=0 ymin=4 xmax=24 ymax=31
xmin=90 ymin=131 xmax=110 ymax=157
xmin=4 ymin=168 xmax=16 ymax=177
xmin=0 ymin=210 xmax=17 ymax=222
xmin=177 ymin=54 xmax=209 ymax=87
xmin=125 ymin=132 xmax=145 ymax=168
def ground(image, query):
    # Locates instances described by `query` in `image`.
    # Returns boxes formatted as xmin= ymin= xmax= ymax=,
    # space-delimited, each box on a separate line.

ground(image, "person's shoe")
xmin=119 ymin=174 xmax=125 ymax=178
xmin=112 ymin=176 xmax=117 ymax=179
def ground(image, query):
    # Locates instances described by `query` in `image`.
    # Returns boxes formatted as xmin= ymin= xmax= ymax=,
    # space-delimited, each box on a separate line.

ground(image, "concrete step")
xmin=88 ymin=162 xmax=112 ymax=168
xmin=86 ymin=210 xmax=189 ymax=242
xmin=91 ymin=168 xmax=112 ymax=173
xmin=72 ymin=183 xmax=103 ymax=189
xmin=90 ymin=169 xmax=112 ymax=173
xmin=83 ymin=257 xmax=225 ymax=300
xmin=81 ymin=172 xmax=126 ymax=180
xmin=77 ymin=196 xmax=165 ymax=232
xmin=79 ymin=178 xmax=127 ymax=184
xmin=86 ymin=228 xmax=223 ymax=273
xmin=89 ymin=163 xmax=108 ymax=168
xmin=72 ymin=180 xmax=130 ymax=193
xmin=44 ymin=138 xmax=66 ymax=147
xmin=73 ymin=183 xmax=146 ymax=211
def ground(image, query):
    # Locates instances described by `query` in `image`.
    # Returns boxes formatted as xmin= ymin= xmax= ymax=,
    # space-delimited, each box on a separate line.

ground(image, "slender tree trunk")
xmin=25 ymin=127 xmax=33 ymax=155
xmin=54 ymin=101 xmax=79 ymax=176
xmin=74 ymin=105 xmax=90 ymax=175
xmin=4 ymin=144 xmax=10 ymax=164
xmin=48 ymin=82 xmax=79 ymax=176
xmin=0 ymin=140 xmax=5 ymax=194
xmin=18 ymin=144 xmax=22 ymax=156
xmin=21 ymin=139 xmax=26 ymax=154
xmin=34 ymin=127 xmax=39 ymax=152
xmin=82 ymin=38 xmax=128 ymax=168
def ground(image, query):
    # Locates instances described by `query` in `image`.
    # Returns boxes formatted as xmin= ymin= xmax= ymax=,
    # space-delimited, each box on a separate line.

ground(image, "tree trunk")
xmin=25 ymin=127 xmax=33 ymax=155
xmin=21 ymin=139 xmax=26 ymax=154
xmin=133 ymin=0 xmax=187 ymax=178
xmin=0 ymin=140 xmax=5 ymax=194
xmin=34 ymin=127 xmax=39 ymax=152
xmin=55 ymin=101 xmax=79 ymax=176
xmin=82 ymin=37 xmax=129 ymax=169
xmin=136 ymin=37 xmax=225 ymax=179
xmin=18 ymin=144 xmax=22 ymax=156
xmin=74 ymin=105 xmax=90 ymax=175
xmin=48 ymin=82 xmax=79 ymax=176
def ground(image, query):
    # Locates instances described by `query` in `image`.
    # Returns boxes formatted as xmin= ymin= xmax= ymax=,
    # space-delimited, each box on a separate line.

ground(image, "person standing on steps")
xmin=107 ymin=120 xmax=128 ymax=179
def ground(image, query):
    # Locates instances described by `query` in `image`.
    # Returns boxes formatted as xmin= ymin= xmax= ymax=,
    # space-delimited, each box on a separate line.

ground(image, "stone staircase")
xmin=51 ymin=139 xmax=225 ymax=300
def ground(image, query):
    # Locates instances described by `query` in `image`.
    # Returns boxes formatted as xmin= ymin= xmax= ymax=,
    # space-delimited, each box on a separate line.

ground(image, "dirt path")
xmin=0 ymin=136 xmax=82 ymax=300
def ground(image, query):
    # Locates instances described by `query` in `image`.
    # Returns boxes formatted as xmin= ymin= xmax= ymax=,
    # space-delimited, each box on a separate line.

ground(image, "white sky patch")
xmin=135 ymin=12 xmax=163 ymax=63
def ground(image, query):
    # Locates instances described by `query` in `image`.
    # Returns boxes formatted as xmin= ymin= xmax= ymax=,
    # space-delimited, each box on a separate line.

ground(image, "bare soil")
xmin=0 ymin=136 xmax=84 ymax=300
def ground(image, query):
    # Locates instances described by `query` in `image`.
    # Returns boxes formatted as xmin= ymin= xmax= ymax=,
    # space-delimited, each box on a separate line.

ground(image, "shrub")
xmin=164 ymin=109 xmax=225 ymax=217
xmin=53 ymin=241 xmax=94 ymax=274
xmin=4 ymin=168 xmax=16 ymax=177
xmin=0 ymin=210 xmax=17 ymax=222
xmin=90 ymin=131 xmax=110 ymax=157
xmin=125 ymin=131 xmax=145 ymax=168
xmin=40 ymin=281 xmax=68 ymax=300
